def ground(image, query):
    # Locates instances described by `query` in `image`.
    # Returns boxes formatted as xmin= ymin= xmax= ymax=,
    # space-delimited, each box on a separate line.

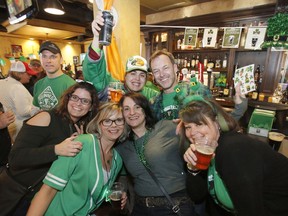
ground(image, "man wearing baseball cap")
xmin=82 ymin=11 xmax=159 ymax=101
xmin=33 ymin=41 xmax=75 ymax=110
xmin=0 ymin=61 xmax=40 ymax=142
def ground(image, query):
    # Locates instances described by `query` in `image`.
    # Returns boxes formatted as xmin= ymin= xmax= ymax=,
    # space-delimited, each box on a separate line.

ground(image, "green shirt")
xmin=43 ymin=134 xmax=123 ymax=216
xmin=33 ymin=74 xmax=75 ymax=110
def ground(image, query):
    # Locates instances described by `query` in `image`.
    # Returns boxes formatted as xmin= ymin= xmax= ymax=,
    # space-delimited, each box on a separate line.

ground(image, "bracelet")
xmin=187 ymin=169 xmax=201 ymax=176
xmin=187 ymin=163 xmax=200 ymax=176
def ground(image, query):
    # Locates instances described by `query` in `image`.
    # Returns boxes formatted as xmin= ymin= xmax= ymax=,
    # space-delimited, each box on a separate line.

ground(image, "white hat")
xmin=126 ymin=55 xmax=148 ymax=73
xmin=10 ymin=61 xmax=25 ymax=72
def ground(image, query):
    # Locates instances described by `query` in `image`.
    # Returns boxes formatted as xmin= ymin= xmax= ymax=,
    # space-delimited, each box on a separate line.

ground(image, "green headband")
xmin=182 ymin=95 xmax=229 ymax=132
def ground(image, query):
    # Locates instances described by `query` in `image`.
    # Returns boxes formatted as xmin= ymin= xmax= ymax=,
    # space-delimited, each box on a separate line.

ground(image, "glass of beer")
xmin=193 ymin=138 xmax=218 ymax=170
xmin=109 ymin=82 xmax=124 ymax=102
xmin=268 ymin=131 xmax=285 ymax=151
xmin=109 ymin=182 xmax=124 ymax=210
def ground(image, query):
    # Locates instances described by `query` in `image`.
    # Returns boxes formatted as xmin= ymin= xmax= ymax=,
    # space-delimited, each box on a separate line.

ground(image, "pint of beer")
xmin=109 ymin=82 xmax=124 ymax=102
xmin=194 ymin=138 xmax=218 ymax=170
xmin=109 ymin=182 xmax=124 ymax=210
xmin=268 ymin=132 xmax=285 ymax=151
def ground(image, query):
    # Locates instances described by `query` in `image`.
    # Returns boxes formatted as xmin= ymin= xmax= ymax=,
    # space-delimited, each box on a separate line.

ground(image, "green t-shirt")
xmin=162 ymin=91 xmax=178 ymax=120
xmin=33 ymin=74 xmax=75 ymax=110
xmin=43 ymin=134 xmax=123 ymax=216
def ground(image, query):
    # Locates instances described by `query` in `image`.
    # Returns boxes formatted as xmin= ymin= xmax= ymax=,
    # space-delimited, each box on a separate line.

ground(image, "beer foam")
xmin=269 ymin=132 xmax=285 ymax=142
xmin=196 ymin=145 xmax=214 ymax=155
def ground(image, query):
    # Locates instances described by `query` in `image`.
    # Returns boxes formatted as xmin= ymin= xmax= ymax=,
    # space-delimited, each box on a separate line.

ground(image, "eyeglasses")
xmin=69 ymin=94 xmax=91 ymax=105
xmin=101 ymin=118 xmax=125 ymax=127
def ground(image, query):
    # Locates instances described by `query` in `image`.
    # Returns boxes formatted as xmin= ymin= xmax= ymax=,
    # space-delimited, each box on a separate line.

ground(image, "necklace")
xmin=133 ymin=130 xmax=151 ymax=168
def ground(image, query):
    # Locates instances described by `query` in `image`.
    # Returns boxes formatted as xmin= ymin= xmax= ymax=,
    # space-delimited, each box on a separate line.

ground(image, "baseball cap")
xmin=10 ymin=61 xmax=37 ymax=76
xmin=30 ymin=59 xmax=41 ymax=67
xmin=39 ymin=41 xmax=61 ymax=55
xmin=126 ymin=55 xmax=148 ymax=73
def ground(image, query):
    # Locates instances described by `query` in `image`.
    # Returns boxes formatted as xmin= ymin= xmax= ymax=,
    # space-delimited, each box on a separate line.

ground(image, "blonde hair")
xmin=86 ymin=102 xmax=128 ymax=142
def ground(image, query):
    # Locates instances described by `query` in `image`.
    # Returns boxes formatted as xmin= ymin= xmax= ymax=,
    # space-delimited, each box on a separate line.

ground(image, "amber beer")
xmin=109 ymin=82 xmax=124 ymax=102
xmin=110 ymin=89 xmax=123 ymax=102
xmin=109 ymin=190 xmax=122 ymax=209
xmin=194 ymin=145 xmax=215 ymax=170
xmin=268 ymin=132 xmax=285 ymax=151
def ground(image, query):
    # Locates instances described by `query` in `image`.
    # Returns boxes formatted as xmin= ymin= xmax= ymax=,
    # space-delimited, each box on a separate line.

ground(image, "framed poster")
xmin=203 ymin=28 xmax=218 ymax=47
xmin=244 ymin=27 xmax=267 ymax=50
xmin=222 ymin=28 xmax=242 ymax=48
xmin=183 ymin=28 xmax=198 ymax=47
xmin=11 ymin=44 xmax=23 ymax=56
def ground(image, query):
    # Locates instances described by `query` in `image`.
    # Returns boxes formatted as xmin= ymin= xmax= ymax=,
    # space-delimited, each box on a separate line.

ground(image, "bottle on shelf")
xmin=187 ymin=57 xmax=191 ymax=68
xmin=177 ymin=38 xmax=182 ymax=50
xmin=203 ymin=55 xmax=208 ymax=68
xmin=183 ymin=56 xmax=187 ymax=68
xmin=215 ymin=55 xmax=221 ymax=68
xmin=252 ymin=84 xmax=259 ymax=100
xmin=223 ymin=83 xmax=230 ymax=97
xmin=259 ymin=65 xmax=264 ymax=84
xmin=254 ymin=64 xmax=260 ymax=83
xmin=207 ymin=57 xmax=214 ymax=69
xmin=195 ymin=53 xmax=200 ymax=68
xmin=191 ymin=55 xmax=196 ymax=68
xmin=222 ymin=53 xmax=228 ymax=68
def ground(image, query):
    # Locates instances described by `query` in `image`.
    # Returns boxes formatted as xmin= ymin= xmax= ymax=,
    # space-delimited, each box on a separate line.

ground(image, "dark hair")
xmin=119 ymin=92 xmax=157 ymax=130
xmin=55 ymin=82 xmax=99 ymax=129
xmin=178 ymin=99 xmax=239 ymax=154
xmin=179 ymin=99 xmax=239 ymax=131
xmin=149 ymin=50 xmax=176 ymax=69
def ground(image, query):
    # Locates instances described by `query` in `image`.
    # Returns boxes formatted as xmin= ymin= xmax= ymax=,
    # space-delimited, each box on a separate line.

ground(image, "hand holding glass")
xmin=189 ymin=137 xmax=218 ymax=170
xmin=109 ymin=82 xmax=124 ymax=102
xmin=109 ymin=182 xmax=124 ymax=210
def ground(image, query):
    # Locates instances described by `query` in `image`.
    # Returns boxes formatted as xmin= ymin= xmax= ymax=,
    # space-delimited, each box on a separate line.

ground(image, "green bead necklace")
xmin=133 ymin=130 xmax=151 ymax=168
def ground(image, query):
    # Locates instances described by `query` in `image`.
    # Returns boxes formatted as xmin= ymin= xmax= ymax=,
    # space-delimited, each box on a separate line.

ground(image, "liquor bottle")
xmin=203 ymin=55 xmax=208 ymax=68
xmin=215 ymin=55 xmax=221 ymax=68
xmin=195 ymin=53 xmax=200 ymax=68
xmin=223 ymin=83 xmax=229 ymax=97
xmin=177 ymin=39 xmax=182 ymax=50
xmin=187 ymin=57 xmax=191 ymax=68
xmin=252 ymin=84 xmax=259 ymax=100
xmin=254 ymin=65 xmax=260 ymax=83
xmin=222 ymin=53 xmax=228 ymax=68
xmin=183 ymin=56 xmax=187 ymax=68
xmin=259 ymin=65 xmax=264 ymax=84
xmin=178 ymin=69 xmax=184 ymax=82
xmin=207 ymin=57 xmax=214 ymax=69
xmin=191 ymin=55 xmax=196 ymax=68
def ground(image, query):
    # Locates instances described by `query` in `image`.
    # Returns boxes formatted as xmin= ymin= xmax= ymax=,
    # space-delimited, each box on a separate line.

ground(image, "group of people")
xmin=0 ymin=10 xmax=288 ymax=216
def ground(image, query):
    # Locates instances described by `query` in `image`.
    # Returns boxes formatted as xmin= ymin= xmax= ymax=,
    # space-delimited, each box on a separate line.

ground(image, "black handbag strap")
xmin=133 ymin=138 xmax=182 ymax=216
xmin=143 ymin=165 xmax=183 ymax=216
xmin=5 ymin=163 xmax=46 ymax=192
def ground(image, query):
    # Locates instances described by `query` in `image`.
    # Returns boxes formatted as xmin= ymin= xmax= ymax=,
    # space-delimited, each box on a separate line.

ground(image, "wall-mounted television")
xmin=5 ymin=0 xmax=39 ymax=25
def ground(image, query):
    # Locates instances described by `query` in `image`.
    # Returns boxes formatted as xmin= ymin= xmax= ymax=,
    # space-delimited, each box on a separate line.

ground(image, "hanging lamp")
xmin=44 ymin=0 xmax=65 ymax=15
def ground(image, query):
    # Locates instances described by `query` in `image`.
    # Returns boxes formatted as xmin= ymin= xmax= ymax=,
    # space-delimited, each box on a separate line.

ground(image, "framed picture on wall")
xmin=11 ymin=45 xmax=23 ymax=56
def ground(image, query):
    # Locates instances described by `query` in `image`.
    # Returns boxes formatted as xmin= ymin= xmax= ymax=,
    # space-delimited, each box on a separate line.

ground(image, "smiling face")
xmin=125 ymin=70 xmax=147 ymax=92
xmin=67 ymin=88 xmax=92 ymax=123
xmin=100 ymin=111 xmax=124 ymax=142
xmin=150 ymin=54 xmax=178 ymax=94
xmin=183 ymin=117 xmax=220 ymax=144
xmin=40 ymin=50 xmax=62 ymax=77
xmin=122 ymin=96 xmax=146 ymax=131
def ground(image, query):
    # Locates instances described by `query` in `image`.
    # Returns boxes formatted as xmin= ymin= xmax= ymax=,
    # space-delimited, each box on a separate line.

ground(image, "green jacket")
xmin=83 ymin=47 xmax=159 ymax=101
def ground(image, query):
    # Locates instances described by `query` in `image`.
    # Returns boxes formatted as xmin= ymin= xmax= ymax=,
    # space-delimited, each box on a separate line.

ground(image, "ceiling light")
xmin=44 ymin=0 xmax=65 ymax=15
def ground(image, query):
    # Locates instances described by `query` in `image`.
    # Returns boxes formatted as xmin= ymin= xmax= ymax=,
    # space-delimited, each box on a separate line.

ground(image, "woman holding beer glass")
xmin=27 ymin=102 xmax=127 ymax=215
xmin=180 ymin=96 xmax=288 ymax=216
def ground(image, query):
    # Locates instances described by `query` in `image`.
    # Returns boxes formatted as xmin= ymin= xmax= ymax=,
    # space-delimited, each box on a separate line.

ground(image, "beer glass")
xmin=109 ymin=82 xmax=124 ymax=102
xmin=109 ymin=182 xmax=124 ymax=210
xmin=268 ymin=131 xmax=285 ymax=151
xmin=192 ymin=137 xmax=218 ymax=170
